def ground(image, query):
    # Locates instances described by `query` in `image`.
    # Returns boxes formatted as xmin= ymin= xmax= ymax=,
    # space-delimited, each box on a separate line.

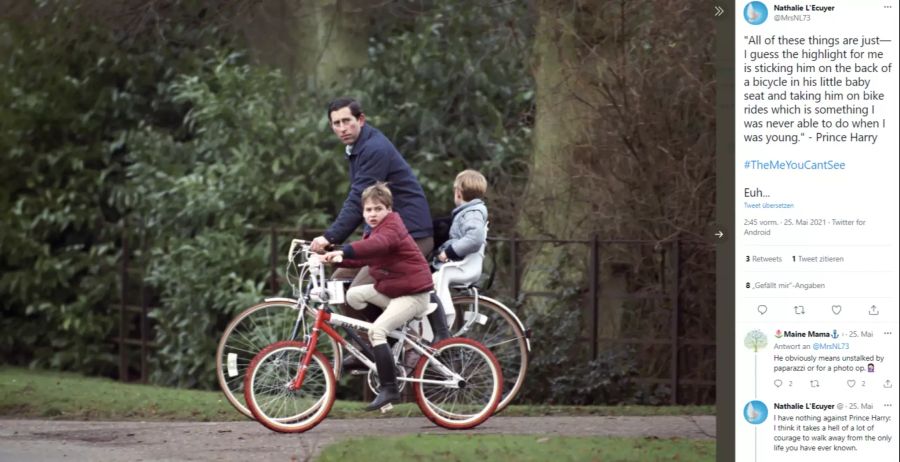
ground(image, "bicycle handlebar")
xmin=288 ymin=239 xmax=340 ymax=266
xmin=288 ymin=239 xmax=309 ymax=260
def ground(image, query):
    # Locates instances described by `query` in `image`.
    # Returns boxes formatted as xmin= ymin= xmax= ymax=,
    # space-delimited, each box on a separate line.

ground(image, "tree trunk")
xmin=518 ymin=0 xmax=716 ymax=361
xmin=517 ymin=1 xmax=617 ymax=317
xmin=239 ymin=0 xmax=370 ymax=90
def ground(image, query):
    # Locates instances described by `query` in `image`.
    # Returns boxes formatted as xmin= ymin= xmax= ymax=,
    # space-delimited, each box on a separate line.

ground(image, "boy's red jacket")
xmin=339 ymin=211 xmax=434 ymax=298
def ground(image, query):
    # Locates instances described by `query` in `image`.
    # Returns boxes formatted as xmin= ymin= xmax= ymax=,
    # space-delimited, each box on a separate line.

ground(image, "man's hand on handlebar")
xmin=311 ymin=236 xmax=331 ymax=253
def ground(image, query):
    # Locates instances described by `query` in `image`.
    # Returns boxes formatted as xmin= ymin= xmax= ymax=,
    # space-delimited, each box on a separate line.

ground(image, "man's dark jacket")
xmin=324 ymin=124 xmax=432 ymax=244
xmin=338 ymin=212 xmax=434 ymax=298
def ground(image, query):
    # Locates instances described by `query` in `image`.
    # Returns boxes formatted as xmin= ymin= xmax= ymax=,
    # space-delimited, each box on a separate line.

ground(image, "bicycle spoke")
xmin=246 ymin=341 xmax=334 ymax=431
xmin=448 ymin=296 xmax=528 ymax=413
xmin=415 ymin=339 xmax=500 ymax=428
xmin=218 ymin=302 xmax=342 ymax=419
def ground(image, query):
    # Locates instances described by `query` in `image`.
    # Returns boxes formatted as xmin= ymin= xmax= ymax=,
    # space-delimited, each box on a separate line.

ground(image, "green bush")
xmin=0 ymin=1 xmax=213 ymax=375
xmin=349 ymin=1 xmax=533 ymax=220
xmin=125 ymin=56 xmax=347 ymax=387
xmin=522 ymin=304 xmax=647 ymax=405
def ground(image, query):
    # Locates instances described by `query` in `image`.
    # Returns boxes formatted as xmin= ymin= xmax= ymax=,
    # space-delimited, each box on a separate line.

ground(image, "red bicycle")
xmin=242 ymin=240 xmax=503 ymax=433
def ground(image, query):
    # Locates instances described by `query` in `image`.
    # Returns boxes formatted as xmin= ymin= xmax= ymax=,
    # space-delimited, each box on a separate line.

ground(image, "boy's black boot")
xmin=365 ymin=343 xmax=401 ymax=411
xmin=341 ymin=323 xmax=376 ymax=373
xmin=427 ymin=293 xmax=451 ymax=343
xmin=341 ymin=303 xmax=383 ymax=373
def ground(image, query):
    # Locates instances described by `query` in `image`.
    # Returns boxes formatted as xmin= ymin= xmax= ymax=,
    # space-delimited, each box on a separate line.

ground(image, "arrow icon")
xmin=715 ymin=5 xmax=724 ymax=16
xmin=715 ymin=230 xmax=724 ymax=239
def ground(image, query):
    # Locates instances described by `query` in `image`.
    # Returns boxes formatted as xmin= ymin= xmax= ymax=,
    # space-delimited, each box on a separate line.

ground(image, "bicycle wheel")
xmin=414 ymin=337 xmax=502 ymax=429
xmin=244 ymin=340 xmax=336 ymax=433
xmin=449 ymin=295 xmax=529 ymax=413
xmin=216 ymin=300 xmax=342 ymax=418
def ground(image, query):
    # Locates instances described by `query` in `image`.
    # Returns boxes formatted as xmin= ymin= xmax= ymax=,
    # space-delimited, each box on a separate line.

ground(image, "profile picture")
xmin=743 ymin=400 xmax=768 ymax=424
xmin=744 ymin=2 xmax=768 ymax=25
xmin=868 ymin=363 xmax=875 ymax=373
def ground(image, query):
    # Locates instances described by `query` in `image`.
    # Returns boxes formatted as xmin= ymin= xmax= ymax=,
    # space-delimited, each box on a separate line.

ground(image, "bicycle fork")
xmin=290 ymin=308 xmax=331 ymax=390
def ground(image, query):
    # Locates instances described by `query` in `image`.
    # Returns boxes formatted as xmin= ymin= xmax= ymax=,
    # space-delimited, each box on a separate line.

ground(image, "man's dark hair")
xmin=327 ymin=97 xmax=363 ymax=121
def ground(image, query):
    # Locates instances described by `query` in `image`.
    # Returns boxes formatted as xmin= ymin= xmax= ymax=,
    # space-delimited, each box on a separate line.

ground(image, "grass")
xmin=502 ymin=403 xmax=713 ymax=416
xmin=0 ymin=366 xmax=713 ymax=421
xmin=317 ymin=435 xmax=716 ymax=462
xmin=0 ymin=366 xmax=241 ymax=421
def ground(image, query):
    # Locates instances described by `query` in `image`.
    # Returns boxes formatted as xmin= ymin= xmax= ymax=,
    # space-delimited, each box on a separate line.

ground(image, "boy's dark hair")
xmin=361 ymin=182 xmax=393 ymax=209
xmin=327 ymin=97 xmax=363 ymax=120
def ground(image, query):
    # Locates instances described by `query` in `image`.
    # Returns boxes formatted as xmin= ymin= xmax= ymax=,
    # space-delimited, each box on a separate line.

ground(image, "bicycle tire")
xmin=216 ymin=300 xmax=342 ymax=419
xmin=413 ymin=337 xmax=502 ymax=429
xmin=244 ymin=340 xmax=336 ymax=433
xmin=449 ymin=295 xmax=529 ymax=413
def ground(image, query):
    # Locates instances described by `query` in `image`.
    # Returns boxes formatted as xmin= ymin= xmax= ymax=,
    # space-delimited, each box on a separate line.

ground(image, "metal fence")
xmin=482 ymin=235 xmax=717 ymax=404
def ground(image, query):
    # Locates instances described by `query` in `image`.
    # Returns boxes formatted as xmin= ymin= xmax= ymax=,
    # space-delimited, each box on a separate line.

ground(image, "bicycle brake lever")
xmin=288 ymin=239 xmax=303 ymax=259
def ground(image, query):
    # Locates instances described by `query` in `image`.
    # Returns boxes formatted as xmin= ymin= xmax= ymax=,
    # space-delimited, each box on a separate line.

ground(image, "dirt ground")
xmin=0 ymin=415 xmax=715 ymax=461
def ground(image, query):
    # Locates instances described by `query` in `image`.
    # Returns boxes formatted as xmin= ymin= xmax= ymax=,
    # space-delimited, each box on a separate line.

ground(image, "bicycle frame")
xmin=451 ymin=286 xmax=486 ymax=338
xmin=291 ymin=306 xmax=464 ymax=391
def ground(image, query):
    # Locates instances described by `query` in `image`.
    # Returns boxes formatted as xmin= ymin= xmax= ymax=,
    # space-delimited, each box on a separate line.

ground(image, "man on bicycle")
xmin=311 ymin=98 xmax=434 ymax=368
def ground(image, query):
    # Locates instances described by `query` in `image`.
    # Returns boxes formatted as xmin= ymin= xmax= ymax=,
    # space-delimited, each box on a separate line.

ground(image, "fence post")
xmin=139 ymin=231 xmax=149 ymax=383
xmin=138 ymin=242 xmax=147 ymax=383
xmin=510 ymin=233 xmax=519 ymax=302
xmin=269 ymin=226 xmax=278 ymax=294
xmin=589 ymin=234 xmax=599 ymax=360
xmin=669 ymin=240 xmax=681 ymax=404
xmin=119 ymin=227 xmax=129 ymax=382
xmin=139 ymin=282 xmax=149 ymax=382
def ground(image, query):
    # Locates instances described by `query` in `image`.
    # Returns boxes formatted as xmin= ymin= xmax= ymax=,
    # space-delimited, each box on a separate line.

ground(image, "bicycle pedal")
xmin=379 ymin=403 xmax=394 ymax=414
xmin=350 ymin=369 xmax=368 ymax=376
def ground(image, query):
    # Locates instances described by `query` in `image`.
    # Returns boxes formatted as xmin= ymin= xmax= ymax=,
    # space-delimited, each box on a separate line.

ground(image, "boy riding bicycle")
xmin=323 ymin=183 xmax=451 ymax=411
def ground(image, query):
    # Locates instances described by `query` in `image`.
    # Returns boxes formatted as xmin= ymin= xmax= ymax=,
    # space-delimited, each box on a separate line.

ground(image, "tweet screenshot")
xmin=733 ymin=1 xmax=899 ymax=461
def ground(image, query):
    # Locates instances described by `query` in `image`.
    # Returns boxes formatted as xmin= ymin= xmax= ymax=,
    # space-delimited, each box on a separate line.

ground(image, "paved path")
xmin=0 ymin=416 xmax=715 ymax=461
